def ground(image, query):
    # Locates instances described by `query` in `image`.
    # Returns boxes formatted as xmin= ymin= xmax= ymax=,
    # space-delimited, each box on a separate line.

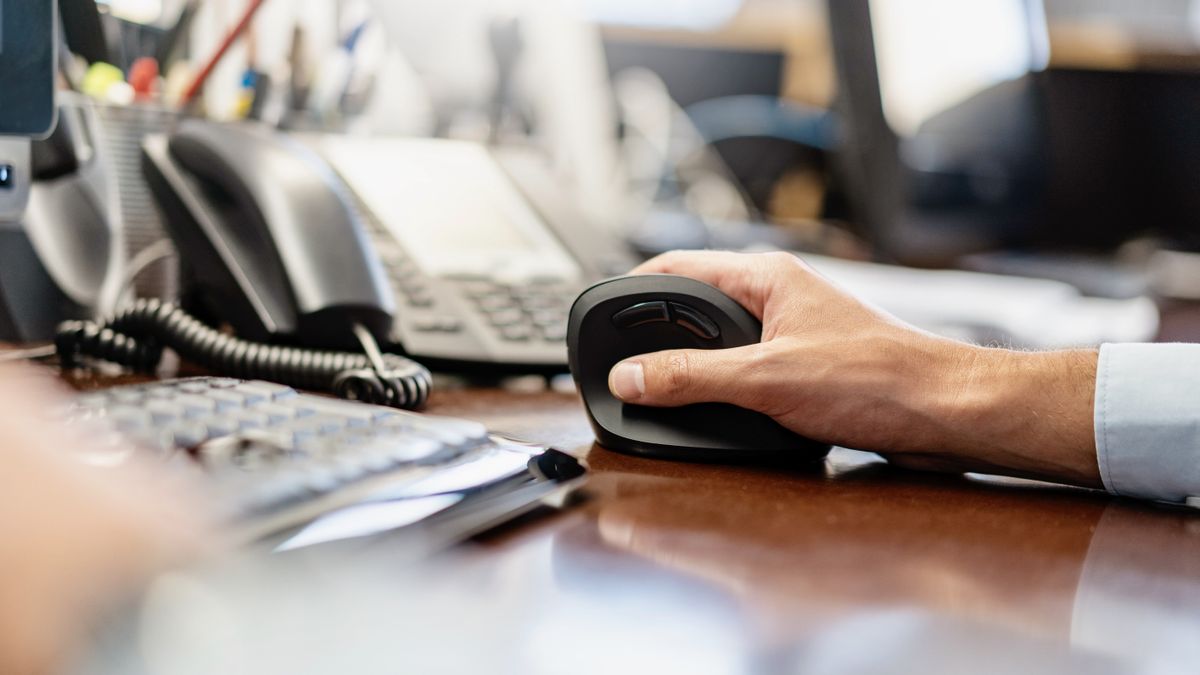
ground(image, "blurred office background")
xmin=63 ymin=0 xmax=1200 ymax=344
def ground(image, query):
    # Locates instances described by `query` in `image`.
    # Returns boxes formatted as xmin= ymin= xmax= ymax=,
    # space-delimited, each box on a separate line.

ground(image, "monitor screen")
xmin=0 ymin=0 xmax=56 ymax=137
xmin=868 ymin=0 xmax=1048 ymax=136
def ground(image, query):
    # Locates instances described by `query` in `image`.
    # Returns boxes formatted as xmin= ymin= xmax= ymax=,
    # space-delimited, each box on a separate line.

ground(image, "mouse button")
xmin=612 ymin=301 xmax=671 ymax=329
xmin=669 ymin=302 xmax=721 ymax=340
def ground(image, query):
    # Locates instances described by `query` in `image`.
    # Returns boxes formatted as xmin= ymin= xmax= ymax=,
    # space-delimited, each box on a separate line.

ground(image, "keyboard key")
xmin=487 ymin=309 xmax=524 ymax=327
xmin=108 ymin=407 xmax=153 ymax=432
xmin=110 ymin=389 xmax=145 ymax=405
xmin=298 ymin=397 xmax=388 ymax=425
xmin=177 ymin=380 xmax=214 ymax=394
xmin=413 ymin=315 xmax=464 ymax=333
xmin=258 ymin=404 xmax=298 ymax=424
xmin=407 ymin=292 xmax=434 ymax=308
xmin=529 ymin=310 xmax=563 ymax=327
xmin=171 ymin=423 xmax=211 ymax=448
xmin=413 ymin=316 xmax=442 ymax=333
xmin=516 ymin=295 xmax=566 ymax=312
xmin=468 ymin=292 xmax=510 ymax=308
xmin=237 ymin=412 xmax=271 ymax=430
xmin=499 ymin=324 xmax=533 ymax=342
xmin=288 ymin=415 xmax=346 ymax=439
xmin=144 ymin=387 xmax=177 ymax=401
xmin=539 ymin=324 xmax=568 ymax=342
xmin=174 ymin=394 xmax=220 ymax=417
xmin=454 ymin=278 xmax=502 ymax=298
xmin=444 ymin=272 xmax=491 ymax=282
xmin=144 ymin=400 xmax=183 ymax=424
xmin=205 ymin=418 xmax=239 ymax=439
xmin=207 ymin=390 xmax=249 ymax=411
xmin=437 ymin=316 xmax=464 ymax=332
xmin=127 ymin=428 xmax=177 ymax=455
xmin=234 ymin=381 xmax=299 ymax=402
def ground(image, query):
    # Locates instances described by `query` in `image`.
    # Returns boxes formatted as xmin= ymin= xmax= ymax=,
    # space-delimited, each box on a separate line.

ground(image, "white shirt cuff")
xmin=1094 ymin=343 xmax=1200 ymax=503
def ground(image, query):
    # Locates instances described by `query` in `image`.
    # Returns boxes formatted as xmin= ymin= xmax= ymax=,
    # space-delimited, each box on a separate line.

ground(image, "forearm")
xmin=892 ymin=343 xmax=1102 ymax=489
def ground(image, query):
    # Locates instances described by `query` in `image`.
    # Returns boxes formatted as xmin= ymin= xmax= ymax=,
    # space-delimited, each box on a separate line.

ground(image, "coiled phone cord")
xmin=55 ymin=299 xmax=432 ymax=410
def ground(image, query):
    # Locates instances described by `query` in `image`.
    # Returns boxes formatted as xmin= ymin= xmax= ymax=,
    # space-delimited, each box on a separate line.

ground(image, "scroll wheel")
xmin=669 ymin=303 xmax=720 ymax=339
xmin=612 ymin=301 xmax=670 ymax=328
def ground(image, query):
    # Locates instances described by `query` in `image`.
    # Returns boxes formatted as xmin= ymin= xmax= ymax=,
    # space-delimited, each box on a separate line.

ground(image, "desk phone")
xmin=57 ymin=121 xmax=634 ymax=405
xmin=139 ymin=122 xmax=634 ymax=375
xmin=312 ymin=136 xmax=634 ymax=373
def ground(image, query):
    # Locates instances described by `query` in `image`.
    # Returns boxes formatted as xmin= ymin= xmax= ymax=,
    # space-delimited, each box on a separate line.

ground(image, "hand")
xmin=0 ymin=365 xmax=214 ymax=674
xmin=607 ymin=251 xmax=1101 ymax=488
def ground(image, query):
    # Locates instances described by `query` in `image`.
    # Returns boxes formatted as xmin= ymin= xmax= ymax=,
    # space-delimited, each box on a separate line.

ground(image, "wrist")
xmin=928 ymin=344 xmax=1102 ymax=487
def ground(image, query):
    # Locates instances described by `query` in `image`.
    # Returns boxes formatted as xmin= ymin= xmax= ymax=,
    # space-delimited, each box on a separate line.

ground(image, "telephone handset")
xmin=57 ymin=120 xmax=432 ymax=409
xmin=145 ymin=121 xmax=394 ymax=348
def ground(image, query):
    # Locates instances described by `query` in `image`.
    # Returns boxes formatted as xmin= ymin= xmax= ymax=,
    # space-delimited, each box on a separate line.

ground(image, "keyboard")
xmin=60 ymin=377 xmax=586 ymax=543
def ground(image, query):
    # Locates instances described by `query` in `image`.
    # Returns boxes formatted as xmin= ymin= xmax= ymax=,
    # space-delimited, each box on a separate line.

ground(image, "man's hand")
xmin=608 ymin=250 xmax=1102 ymax=488
xmin=0 ymin=365 xmax=213 ymax=674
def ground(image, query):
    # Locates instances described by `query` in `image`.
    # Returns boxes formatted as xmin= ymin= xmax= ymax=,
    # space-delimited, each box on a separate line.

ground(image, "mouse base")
xmin=589 ymin=422 xmax=832 ymax=465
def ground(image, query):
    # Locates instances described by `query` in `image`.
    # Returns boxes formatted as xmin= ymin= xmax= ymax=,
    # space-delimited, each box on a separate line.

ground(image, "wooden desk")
xmin=429 ymin=387 xmax=1200 ymax=671
xmin=10 ymin=323 xmax=1200 ymax=670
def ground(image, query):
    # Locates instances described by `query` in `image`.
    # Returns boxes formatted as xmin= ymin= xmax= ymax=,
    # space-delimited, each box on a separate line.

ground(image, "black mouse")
xmin=567 ymin=274 xmax=831 ymax=462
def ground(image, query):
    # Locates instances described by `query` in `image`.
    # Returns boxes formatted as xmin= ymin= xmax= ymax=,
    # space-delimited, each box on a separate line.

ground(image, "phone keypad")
xmin=412 ymin=315 xmax=464 ymax=334
xmin=386 ymin=261 xmax=435 ymax=308
xmin=358 ymin=205 xmax=574 ymax=347
xmin=451 ymin=276 xmax=573 ymax=344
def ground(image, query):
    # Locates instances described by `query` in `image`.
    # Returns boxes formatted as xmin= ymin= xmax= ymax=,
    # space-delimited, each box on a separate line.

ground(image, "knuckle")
xmin=640 ymin=250 xmax=689 ymax=274
xmin=763 ymin=251 xmax=795 ymax=267
xmin=658 ymin=250 xmax=692 ymax=266
xmin=758 ymin=251 xmax=804 ymax=282
xmin=759 ymin=250 xmax=800 ymax=270
xmin=791 ymin=255 xmax=816 ymax=275
xmin=662 ymin=351 xmax=694 ymax=393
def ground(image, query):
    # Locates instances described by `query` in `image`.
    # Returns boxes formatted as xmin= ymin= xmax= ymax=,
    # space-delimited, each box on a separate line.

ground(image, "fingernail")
xmin=609 ymin=361 xmax=645 ymax=401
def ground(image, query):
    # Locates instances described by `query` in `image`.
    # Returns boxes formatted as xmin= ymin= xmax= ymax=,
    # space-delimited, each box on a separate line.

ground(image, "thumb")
xmin=608 ymin=345 xmax=762 ymax=408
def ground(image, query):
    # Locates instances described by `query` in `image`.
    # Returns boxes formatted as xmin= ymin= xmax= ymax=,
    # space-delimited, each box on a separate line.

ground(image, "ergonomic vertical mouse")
xmin=567 ymin=274 xmax=831 ymax=462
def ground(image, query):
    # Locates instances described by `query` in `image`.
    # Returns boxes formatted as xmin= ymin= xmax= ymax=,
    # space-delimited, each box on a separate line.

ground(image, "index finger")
xmin=631 ymin=250 xmax=784 ymax=319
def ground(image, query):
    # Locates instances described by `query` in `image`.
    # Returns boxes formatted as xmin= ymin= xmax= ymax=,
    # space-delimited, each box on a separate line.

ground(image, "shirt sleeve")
xmin=1094 ymin=343 xmax=1200 ymax=504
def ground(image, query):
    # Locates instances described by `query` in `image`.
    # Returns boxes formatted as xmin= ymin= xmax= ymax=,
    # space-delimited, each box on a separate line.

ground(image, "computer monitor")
xmin=1 ymin=0 xmax=61 ymax=339
xmin=828 ymin=0 xmax=1200 ymax=261
xmin=0 ymin=0 xmax=58 ymax=137
xmin=867 ymin=0 xmax=1048 ymax=139
xmin=0 ymin=0 xmax=56 ymax=225
xmin=826 ymin=0 xmax=1051 ymax=262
